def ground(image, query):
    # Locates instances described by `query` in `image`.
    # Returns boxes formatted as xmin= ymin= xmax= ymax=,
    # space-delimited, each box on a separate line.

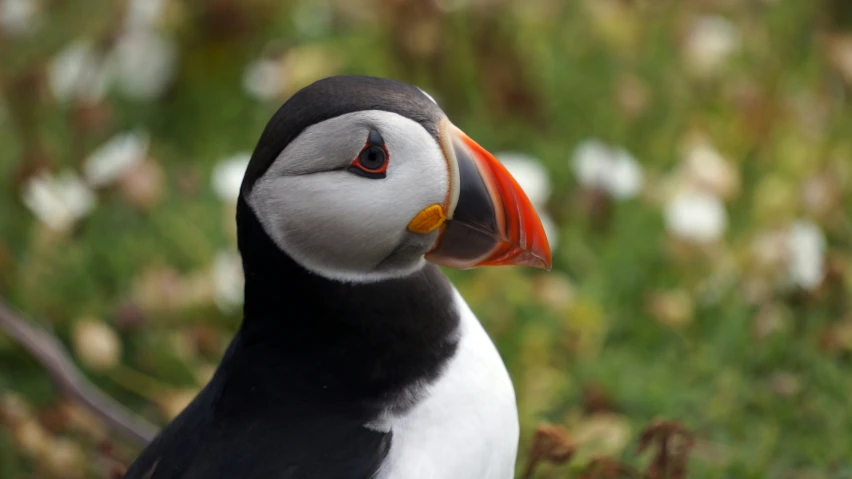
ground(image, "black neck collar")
xmin=229 ymin=198 xmax=460 ymax=409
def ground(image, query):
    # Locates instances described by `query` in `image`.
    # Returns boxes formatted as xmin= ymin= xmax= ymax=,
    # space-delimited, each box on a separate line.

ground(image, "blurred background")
xmin=1 ymin=0 xmax=852 ymax=477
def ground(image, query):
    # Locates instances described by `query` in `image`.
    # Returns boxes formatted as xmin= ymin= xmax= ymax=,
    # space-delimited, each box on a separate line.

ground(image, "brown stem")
xmin=520 ymin=449 xmax=544 ymax=479
xmin=0 ymin=297 xmax=158 ymax=446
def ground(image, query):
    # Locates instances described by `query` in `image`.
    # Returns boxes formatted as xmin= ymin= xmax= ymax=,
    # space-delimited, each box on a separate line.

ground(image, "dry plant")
xmin=521 ymin=423 xmax=578 ymax=479
xmin=637 ymin=420 xmax=695 ymax=479
xmin=522 ymin=419 xmax=696 ymax=479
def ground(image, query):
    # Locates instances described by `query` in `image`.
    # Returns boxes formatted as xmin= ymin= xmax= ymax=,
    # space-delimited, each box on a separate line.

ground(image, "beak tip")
xmin=524 ymin=232 xmax=552 ymax=271
xmin=510 ymin=247 xmax=552 ymax=271
xmin=533 ymin=251 xmax=553 ymax=271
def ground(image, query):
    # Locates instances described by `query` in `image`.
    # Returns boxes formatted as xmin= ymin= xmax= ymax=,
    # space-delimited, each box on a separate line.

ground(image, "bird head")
xmin=239 ymin=76 xmax=551 ymax=283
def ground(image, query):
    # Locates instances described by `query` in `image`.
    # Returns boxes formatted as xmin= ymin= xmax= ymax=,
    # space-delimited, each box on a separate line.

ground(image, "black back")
xmin=124 ymin=76 xmax=460 ymax=479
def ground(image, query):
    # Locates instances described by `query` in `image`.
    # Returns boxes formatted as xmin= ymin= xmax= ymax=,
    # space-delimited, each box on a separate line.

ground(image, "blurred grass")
xmin=2 ymin=0 xmax=852 ymax=477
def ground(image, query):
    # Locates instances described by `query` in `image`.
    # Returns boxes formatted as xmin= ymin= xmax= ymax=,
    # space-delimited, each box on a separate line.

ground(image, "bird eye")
xmin=359 ymin=146 xmax=387 ymax=170
xmin=348 ymin=131 xmax=389 ymax=179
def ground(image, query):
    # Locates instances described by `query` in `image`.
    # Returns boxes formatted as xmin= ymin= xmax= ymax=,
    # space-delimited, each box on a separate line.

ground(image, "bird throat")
xmin=232 ymin=198 xmax=461 ymax=410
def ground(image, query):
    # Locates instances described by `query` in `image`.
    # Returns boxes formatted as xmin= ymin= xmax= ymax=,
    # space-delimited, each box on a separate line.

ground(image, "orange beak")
xmin=424 ymin=124 xmax=552 ymax=271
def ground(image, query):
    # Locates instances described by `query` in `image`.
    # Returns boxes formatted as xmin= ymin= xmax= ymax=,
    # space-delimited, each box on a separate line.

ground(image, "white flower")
xmin=571 ymin=139 xmax=643 ymax=199
xmin=0 ymin=0 xmax=39 ymax=37
xmin=83 ymin=130 xmax=150 ymax=187
xmin=22 ymin=169 xmax=96 ymax=232
xmin=71 ymin=318 xmax=121 ymax=371
xmin=212 ymin=153 xmax=251 ymax=202
xmin=47 ymin=40 xmax=110 ymax=104
xmin=212 ymin=250 xmax=244 ymax=312
xmin=683 ymin=15 xmax=740 ymax=76
xmin=682 ymin=140 xmax=738 ymax=199
xmin=497 ymin=152 xmax=551 ymax=207
xmin=607 ymin=148 xmax=644 ymax=199
xmin=664 ymin=188 xmax=727 ymax=243
xmin=572 ymin=139 xmax=611 ymax=187
xmin=786 ymin=220 xmax=826 ymax=290
xmin=109 ymin=28 xmax=177 ymax=100
xmin=242 ymin=58 xmax=285 ymax=101
xmin=123 ymin=0 xmax=166 ymax=31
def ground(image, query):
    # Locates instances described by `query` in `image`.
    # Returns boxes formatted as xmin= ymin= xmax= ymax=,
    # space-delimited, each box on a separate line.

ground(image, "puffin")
xmin=123 ymin=75 xmax=551 ymax=479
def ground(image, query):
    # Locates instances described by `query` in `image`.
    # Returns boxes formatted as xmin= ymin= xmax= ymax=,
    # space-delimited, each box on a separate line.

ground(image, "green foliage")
xmin=1 ymin=0 xmax=851 ymax=477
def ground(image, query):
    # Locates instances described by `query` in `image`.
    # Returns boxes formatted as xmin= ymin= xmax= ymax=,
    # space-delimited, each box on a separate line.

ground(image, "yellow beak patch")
xmin=407 ymin=204 xmax=447 ymax=234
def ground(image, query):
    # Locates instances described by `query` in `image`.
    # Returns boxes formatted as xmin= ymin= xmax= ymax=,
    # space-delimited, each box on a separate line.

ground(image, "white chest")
xmin=374 ymin=289 xmax=519 ymax=479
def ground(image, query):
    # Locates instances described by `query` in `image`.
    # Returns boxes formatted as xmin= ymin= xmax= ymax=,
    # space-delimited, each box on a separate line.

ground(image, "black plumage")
xmin=123 ymin=76 xmax=460 ymax=479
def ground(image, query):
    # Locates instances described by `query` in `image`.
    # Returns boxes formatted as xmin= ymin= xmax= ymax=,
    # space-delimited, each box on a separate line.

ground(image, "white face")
xmin=245 ymin=110 xmax=453 ymax=283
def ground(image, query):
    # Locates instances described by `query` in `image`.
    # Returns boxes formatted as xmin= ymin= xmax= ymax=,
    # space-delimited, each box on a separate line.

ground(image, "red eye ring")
xmin=348 ymin=131 xmax=389 ymax=179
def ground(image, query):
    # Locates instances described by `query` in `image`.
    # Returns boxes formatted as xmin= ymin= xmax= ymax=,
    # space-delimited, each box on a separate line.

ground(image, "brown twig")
xmin=0 ymin=297 xmax=158 ymax=447
xmin=637 ymin=420 xmax=695 ymax=479
xmin=576 ymin=457 xmax=640 ymax=479
xmin=521 ymin=422 xmax=577 ymax=479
